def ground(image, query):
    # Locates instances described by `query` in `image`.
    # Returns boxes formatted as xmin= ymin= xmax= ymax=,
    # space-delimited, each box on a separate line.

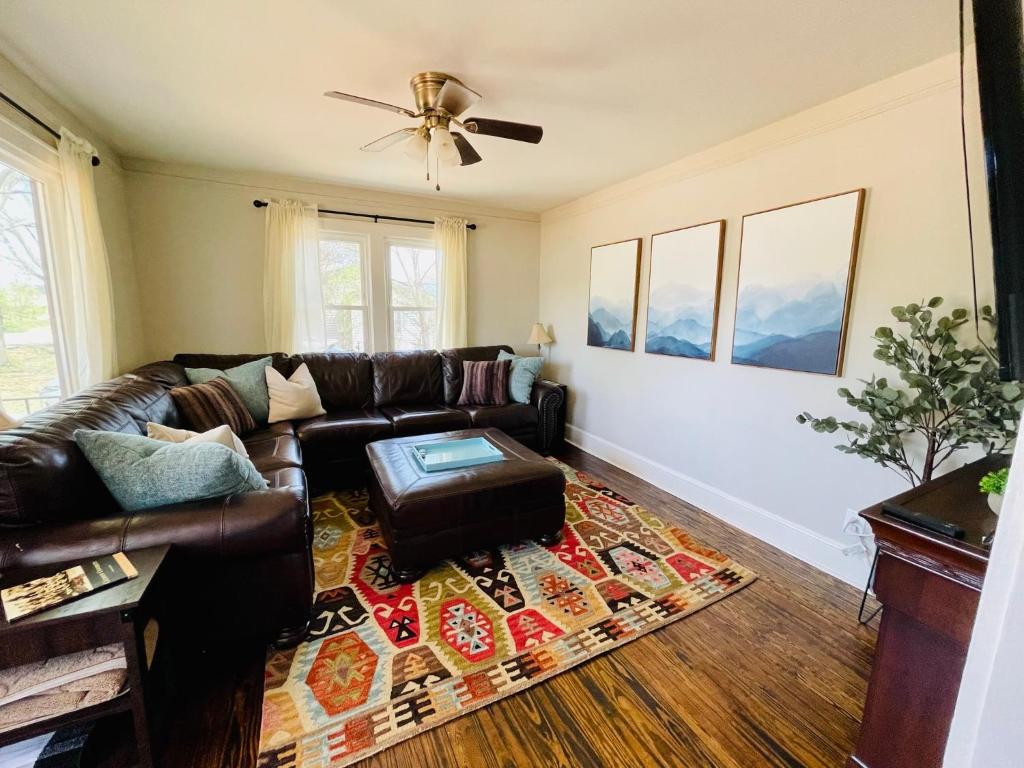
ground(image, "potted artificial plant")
xmin=797 ymin=298 xmax=1022 ymax=488
xmin=979 ymin=468 xmax=1009 ymax=515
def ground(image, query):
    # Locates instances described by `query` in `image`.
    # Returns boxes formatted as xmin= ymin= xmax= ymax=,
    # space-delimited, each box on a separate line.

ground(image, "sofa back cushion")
xmin=172 ymin=352 xmax=293 ymax=376
xmin=0 ymin=374 xmax=172 ymax=525
xmin=291 ymin=353 xmax=372 ymax=411
xmin=371 ymin=351 xmax=443 ymax=406
xmin=440 ymin=345 xmax=514 ymax=405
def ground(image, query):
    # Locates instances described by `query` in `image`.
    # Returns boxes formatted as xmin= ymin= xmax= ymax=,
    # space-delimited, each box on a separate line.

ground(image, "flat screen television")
xmin=972 ymin=0 xmax=1024 ymax=380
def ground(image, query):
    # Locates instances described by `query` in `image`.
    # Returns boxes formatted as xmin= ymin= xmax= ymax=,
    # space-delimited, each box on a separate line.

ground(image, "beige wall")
xmin=0 ymin=51 xmax=147 ymax=370
xmin=122 ymin=161 xmax=541 ymax=361
xmin=538 ymin=54 xmax=992 ymax=585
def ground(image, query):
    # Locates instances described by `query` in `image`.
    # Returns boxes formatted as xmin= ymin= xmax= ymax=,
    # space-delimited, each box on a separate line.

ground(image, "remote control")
xmin=882 ymin=503 xmax=966 ymax=539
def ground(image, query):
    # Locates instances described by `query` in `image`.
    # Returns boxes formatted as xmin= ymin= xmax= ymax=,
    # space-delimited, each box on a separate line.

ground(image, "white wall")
xmin=539 ymin=54 xmax=992 ymax=586
xmin=122 ymin=161 xmax=540 ymax=361
xmin=0 ymin=51 xmax=147 ymax=370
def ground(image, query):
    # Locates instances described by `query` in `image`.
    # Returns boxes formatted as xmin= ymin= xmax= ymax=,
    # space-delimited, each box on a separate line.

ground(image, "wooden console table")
xmin=850 ymin=457 xmax=1001 ymax=768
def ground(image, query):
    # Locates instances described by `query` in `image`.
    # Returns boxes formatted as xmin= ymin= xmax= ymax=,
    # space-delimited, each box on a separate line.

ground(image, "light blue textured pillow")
xmin=497 ymin=350 xmax=544 ymax=405
xmin=74 ymin=430 xmax=268 ymax=512
xmin=186 ymin=357 xmax=272 ymax=423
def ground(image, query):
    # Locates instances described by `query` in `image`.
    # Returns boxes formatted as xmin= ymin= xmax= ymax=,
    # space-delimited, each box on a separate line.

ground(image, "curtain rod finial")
xmin=253 ymin=199 xmax=268 ymax=208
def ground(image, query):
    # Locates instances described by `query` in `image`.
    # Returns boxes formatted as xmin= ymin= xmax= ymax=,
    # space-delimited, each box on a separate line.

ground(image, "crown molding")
xmin=541 ymin=53 xmax=961 ymax=224
xmin=120 ymin=157 xmax=541 ymax=224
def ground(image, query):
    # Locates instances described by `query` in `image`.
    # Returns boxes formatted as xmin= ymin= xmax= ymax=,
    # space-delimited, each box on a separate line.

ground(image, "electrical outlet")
xmin=841 ymin=508 xmax=873 ymax=557
xmin=842 ymin=508 xmax=871 ymax=536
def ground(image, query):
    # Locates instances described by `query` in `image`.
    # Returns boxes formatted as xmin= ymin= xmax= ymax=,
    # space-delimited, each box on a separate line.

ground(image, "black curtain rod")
xmin=0 ymin=90 xmax=101 ymax=167
xmin=252 ymin=199 xmax=476 ymax=229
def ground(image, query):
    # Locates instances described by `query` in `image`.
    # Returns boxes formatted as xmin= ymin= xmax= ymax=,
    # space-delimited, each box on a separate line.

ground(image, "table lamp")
xmin=527 ymin=323 xmax=553 ymax=354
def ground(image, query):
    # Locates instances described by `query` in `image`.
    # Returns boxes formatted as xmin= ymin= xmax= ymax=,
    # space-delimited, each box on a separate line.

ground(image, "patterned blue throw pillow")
xmin=185 ymin=356 xmax=273 ymax=423
xmin=497 ymin=350 xmax=544 ymax=404
xmin=74 ymin=430 xmax=268 ymax=512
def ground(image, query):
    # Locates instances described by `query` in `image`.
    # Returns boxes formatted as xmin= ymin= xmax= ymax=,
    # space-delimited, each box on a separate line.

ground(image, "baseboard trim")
xmin=564 ymin=423 xmax=871 ymax=588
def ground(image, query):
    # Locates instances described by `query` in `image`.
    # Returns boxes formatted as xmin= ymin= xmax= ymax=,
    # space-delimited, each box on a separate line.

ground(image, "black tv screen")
xmin=973 ymin=0 xmax=1024 ymax=381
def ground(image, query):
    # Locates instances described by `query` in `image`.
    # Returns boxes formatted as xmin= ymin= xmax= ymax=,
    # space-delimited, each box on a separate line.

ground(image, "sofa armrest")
xmin=0 ymin=486 xmax=310 ymax=570
xmin=530 ymin=379 xmax=567 ymax=454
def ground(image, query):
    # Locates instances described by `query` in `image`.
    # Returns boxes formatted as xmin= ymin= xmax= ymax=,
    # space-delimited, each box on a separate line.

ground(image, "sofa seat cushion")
xmin=295 ymin=410 xmax=393 ymax=454
xmin=246 ymin=422 xmax=295 ymax=441
xmin=379 ymin=405 xmax=471 ymax=437
xmin=244 ymin=433 xmax=303 ymax=472
xmin=259 ymin=466 xmax=307 ymax=491
xmin=457 ymin=403 xmax=538 ymax=433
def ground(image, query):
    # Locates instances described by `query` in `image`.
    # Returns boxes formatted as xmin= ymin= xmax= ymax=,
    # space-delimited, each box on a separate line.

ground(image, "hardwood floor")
xmin=158 ymin=444 xmax=877 ymax=768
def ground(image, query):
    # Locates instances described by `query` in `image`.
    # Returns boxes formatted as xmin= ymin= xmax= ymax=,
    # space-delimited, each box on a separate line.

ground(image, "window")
xmin=387 ymin=239 xmax=438 ymax=351
xmin=0 ymin=160 xmax=62 ymax=416
xmin=317 ymin=226 xmax=440 ymax=353
xmin=318 ymin=234 xmax=369 ymax=352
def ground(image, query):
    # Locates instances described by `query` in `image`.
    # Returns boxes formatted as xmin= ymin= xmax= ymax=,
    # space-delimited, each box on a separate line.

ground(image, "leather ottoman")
xmin=366 ymin=428 xmax=567 ymax=582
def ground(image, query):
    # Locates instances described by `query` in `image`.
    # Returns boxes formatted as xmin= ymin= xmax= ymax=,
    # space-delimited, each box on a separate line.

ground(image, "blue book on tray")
xmin=410 ymin=437 xmax=504 ymax=472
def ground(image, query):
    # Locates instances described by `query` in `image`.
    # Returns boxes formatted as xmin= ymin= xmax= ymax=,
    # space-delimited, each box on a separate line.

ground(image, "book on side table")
xmin=0 ymin=553 xmax=138 ymax=623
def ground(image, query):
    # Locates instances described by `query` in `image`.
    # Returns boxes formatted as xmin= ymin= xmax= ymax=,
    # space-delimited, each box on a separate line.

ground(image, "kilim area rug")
xmin=257 ymin=459 xmax=756 ymax=767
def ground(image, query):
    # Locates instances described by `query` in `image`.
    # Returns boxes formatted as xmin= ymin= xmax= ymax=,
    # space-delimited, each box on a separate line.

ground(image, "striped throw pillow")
xmin=457 ymin=359 xmax=511 ymax=406
xmin=170 ymin=377 xmax=257 ymax=436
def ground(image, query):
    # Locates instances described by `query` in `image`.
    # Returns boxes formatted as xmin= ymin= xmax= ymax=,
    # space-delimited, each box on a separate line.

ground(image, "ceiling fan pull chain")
xmin=435 ymin=156 xmax=441 ymax=192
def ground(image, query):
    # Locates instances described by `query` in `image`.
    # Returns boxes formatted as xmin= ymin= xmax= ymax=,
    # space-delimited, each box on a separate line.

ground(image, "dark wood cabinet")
xmin=850 ymin=457 xmax=1001 ymax=768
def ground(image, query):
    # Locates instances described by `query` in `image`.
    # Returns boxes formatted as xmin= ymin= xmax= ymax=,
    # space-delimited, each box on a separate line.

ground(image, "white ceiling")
xmin=0 ymin=0 xmax=955 ymax=212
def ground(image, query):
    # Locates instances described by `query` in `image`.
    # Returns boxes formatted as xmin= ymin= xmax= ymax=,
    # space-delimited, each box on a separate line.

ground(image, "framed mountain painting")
xmin=587 ymin=238 xmax=641 ymax=351
xmin=731 ymin=189 xmax=865 ymax=375
xmin=645 ymin=220 xmax=726 ymax=360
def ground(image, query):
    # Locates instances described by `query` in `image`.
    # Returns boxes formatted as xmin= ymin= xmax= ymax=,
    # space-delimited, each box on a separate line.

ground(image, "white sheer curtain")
xmin=435 ymin=216 xmax=468 ymax=348
xmin=262 ymin=199 xmax=325 ymax=353
xmin=55 ymin=128 xmax=116 ymax=390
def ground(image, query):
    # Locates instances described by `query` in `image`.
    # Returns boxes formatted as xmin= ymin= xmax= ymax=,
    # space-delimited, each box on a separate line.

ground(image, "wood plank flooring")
xmin=158 ymin=444 xmax=877 ymax=768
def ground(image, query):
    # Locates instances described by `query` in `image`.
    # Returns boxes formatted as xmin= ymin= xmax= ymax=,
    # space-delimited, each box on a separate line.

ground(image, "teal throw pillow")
xmin=74 ymin=430 xmax=268 ymax=512
xmin=186 ymin=357 xmax=272 ymax=423
xmin=497 ymin=350 xmax=544 ymax=405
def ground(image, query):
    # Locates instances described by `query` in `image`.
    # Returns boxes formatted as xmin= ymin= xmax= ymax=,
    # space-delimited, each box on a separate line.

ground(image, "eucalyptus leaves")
xmin=797 ymin=298 xmax=1023 ymax=486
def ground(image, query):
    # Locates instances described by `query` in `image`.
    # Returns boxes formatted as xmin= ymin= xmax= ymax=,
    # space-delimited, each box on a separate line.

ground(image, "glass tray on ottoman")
xmin=410 ymin=436 xmax=505 ymax=472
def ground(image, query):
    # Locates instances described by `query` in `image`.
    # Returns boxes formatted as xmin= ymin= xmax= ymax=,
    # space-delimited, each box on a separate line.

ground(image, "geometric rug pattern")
xmin=257 ymin=459 xmax=756 ymax=767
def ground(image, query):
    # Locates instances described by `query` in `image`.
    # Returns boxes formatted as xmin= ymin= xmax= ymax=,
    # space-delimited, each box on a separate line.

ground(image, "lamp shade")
xmin=404 ymin=126 xmax=429 ymax=162
xmin=527 ymin=323 xmax=553 ymax=345
xmin=432 ymin=125 xmax=461 ymax=166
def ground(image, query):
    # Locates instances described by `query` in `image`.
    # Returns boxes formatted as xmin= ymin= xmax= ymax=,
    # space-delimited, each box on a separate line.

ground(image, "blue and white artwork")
xmin=645 ymin=221 xmax=725 ymax=360
xmin=587 ymin=239 xmax=641 ymax=351
xmin=731 ymin=190 xmax=864 ymax=375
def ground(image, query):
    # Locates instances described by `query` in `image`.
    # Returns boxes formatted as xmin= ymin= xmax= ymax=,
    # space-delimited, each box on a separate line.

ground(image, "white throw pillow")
xmin=266 ymin=363 xmax=326 ymax=423
xmin=146 ymin=422 xmax=248 ymax=457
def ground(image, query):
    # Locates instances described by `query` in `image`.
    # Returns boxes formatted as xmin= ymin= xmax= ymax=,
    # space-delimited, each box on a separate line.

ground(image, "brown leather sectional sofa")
xmin=0 ymin=345 xmax=565 ymax=646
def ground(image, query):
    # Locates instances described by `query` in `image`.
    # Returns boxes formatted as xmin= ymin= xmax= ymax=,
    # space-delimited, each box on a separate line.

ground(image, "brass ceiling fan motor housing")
xmin=410 ymin=71 xmax=461 ymax=114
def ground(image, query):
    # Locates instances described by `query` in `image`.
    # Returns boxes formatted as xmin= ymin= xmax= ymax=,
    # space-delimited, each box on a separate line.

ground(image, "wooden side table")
xmin=850 ymin=458 xmax=999 ymax=768
xmin=0 ymin=545 xmax=170 ymax=768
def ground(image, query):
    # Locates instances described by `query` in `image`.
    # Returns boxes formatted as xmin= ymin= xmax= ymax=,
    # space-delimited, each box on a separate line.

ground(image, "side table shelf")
xmin=0 ymin=546 xmax=171 ymax=768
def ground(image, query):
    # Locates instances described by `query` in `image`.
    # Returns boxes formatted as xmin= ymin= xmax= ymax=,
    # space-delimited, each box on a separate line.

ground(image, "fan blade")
xmin=324 ymin=91 xmax=416 ymax=118
xmin=360 ymin=127 xmax=416 ymax=152
xmin=451 ymin=132 xmax=482 ymax=166
xmin=463 ymin=117 xmax=543 ymax=144
xmin=433 ymin=79 xmax=481 ymax=117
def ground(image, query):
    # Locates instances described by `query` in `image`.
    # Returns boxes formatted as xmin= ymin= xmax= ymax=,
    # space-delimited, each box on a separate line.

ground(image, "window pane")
xmin=0 ymin=162 xmax=61 ymax=416
xmin=389 ymin=244 xmax=437 ymax=308
xmin=319 ymin=239 xmax=364 ymax=306
xmin=325 ymin=307 xmax=366 ymax=353
xmin=392 ymin=309 xmax=436 ymax=351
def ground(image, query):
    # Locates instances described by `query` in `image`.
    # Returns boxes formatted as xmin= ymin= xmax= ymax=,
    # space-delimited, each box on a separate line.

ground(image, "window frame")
xmin=383 ymin=234 xmax=440 ymax=352
xmin=317 ymin=229 xmax=372 ymax=354
xmin=0 ymin=115 xmax=71 ymax=410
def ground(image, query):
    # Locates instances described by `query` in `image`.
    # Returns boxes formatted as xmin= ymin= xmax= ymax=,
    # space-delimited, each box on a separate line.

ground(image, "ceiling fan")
xmin=324 ymin=71 xmax=543 ymax=189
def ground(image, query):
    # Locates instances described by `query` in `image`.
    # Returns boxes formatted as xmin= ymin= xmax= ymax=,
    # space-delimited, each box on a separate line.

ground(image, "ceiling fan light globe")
xmin=432 ymin=125 xmax=462 ymax=167
xmin=404 ymin=128 xmax=429 ymax=162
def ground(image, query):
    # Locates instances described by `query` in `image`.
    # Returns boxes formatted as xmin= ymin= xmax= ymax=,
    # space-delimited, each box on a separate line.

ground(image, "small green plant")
xmin=797 ymin=298 xmax=1024 ymax=487
xmin=979 ymin=468 xmax=1009 ymax=496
